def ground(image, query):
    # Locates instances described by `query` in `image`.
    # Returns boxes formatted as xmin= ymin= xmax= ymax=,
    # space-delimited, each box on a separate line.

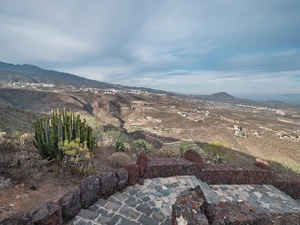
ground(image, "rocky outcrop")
xmin=0 ymin=213 xmax=33 ymax=225
xmin=255 ymin=158 xmax=272 ymax=170
xmin=136 ymin=151 xmax=147 ymax=177
xmin=116 ymin=168 xmax=128 ymax=191
xmin=33 ymin=201 xmax=62 ymax=225
xmin=79 ymin=176 xmax=101 ymax=208
xmin=58 ymin=188 xmax=81 ymax=222
xmin=125 ymin=163 xmax=139 ymax=185
xmin=99 ymin=171 xmax=117 ymax=199
xmin=172 ymin=187 xmax=208 ymax=225
xmin=184 ymin=149 xmax=205 ymax=169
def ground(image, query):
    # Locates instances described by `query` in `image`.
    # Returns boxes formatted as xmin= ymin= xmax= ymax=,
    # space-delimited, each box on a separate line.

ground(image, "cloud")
xmin=0 ymin=0 xmax=300 ymax=95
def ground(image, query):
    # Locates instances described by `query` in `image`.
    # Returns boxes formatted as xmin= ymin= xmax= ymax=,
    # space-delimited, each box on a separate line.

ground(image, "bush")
xmin=60 ymin=139 xmax=94 ymax=177
xmin=98 ymin=130 xmax=130 ymax=149
xmin=110 ymin=152 xmax=131 ymax=168
xmin=204 ymin=140 xmax=236 ymax=163
xmin=115 ymin=137 xmax=126 ymax=152
xmin=19 ymin=132 xmax=35 ymax=145
xmin=84 ymin=116 xmax=104 ymax=142
xmin=178 ymin=141 xmax=189 ymax=156
xmin=133 ymin=139 xmax=154 ymax=155
xmin=159 ymin=146 xmax=181 ymax=158
xmin=0 ymin=135 xmax=20 ymax=152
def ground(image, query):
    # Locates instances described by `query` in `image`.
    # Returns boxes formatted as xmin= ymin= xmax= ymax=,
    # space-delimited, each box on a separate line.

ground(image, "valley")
xmin=0 ymin=83 xmax=299 ymax=174
xmin=0 ymin=69 xmax=300 ymax=221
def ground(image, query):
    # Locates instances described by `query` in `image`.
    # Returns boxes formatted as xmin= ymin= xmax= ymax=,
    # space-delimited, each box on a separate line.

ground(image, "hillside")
xmin=0 ymin=61 xmax=113 ymax=88
xmin=0 ymin=63 xmax=300 ymax=222
xmin=0 ymin=61 xmax=172 ymax=95
xmin=0 ymin=61 xmax=299 ymax=175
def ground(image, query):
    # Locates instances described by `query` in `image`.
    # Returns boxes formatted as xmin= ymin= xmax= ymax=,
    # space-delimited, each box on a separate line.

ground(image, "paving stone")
xmin=149 ymin=201 xmax=155 ymax=206
xmin=95 ymin=198 xmax=108 ymax=207
xmin=141 ymin=196 xmax=151 ymax=202
xmin=152 ymin=211 xmax=165 ymax=221
xmin=136 ymin=203 xmax=153 ymax=215
xmin=73 ymin=220 xmax=90 ymax=225
xmin=105 ymin=201 xmax=122 ymax=211
xmin=139 ymin=214 xmax=159 ymax=225
xmin=119 ymin=217 xmax=141 ymax=225
xmin=129 ymin=189 xmax=138 ymax=195
xmin=87 ymin=205 xmax=99 ymax=212
xmin=119 ymin=205 xmax=141 ymax=220
xmin=107 ymin=195 xmax=122 ymax=204
xmin=155 ymin=200 xmax=163 ymax=208
xmin=95 ymin=207 xmax=109 ymax=216
xmin=107 ymin=215 xmax=123 ymax=225
xmin=125 ymin=196 xmax=143 ymax=207
xmin=136 ymin=192 xmax=147 ymax=198
xmin=96 ymin=215 xmax=111 ymax=224
xmin=161 ymin=218 xmax=172 ymax=225
xmin=71 ymin=175 xmax=300 ymax=225
xmin=165 ymin=183 xmax=179 ymax=189
xmin=167 ymin=177 xmax=177 ymax=183
xmin=77 ymin=209 xmax=99 ymax=220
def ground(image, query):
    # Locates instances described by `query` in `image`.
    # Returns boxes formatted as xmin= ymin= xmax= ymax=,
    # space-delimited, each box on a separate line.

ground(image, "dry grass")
xmin=159 ymin=146 xmax=181 ymax=158
xmin=203 ymin=140 xmax=238 ymax=163
xmin=268 ymin=157 xmax=300 ymax=176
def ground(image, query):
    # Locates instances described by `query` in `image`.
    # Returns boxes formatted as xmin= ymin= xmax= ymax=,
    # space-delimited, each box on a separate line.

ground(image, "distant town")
xmin=0 ymin=81 xmax=161 ymax=96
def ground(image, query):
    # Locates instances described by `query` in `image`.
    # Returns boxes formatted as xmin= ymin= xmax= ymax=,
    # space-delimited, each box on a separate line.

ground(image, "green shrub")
xmin=204 ymin=140 xmax=236 ymax=163
xmin=12 ymin=131 xmax=21 ymax=142
xmin=178 ymin=141 xmax=189 ymax=156
xmin=99 ymin=130 xmax=128 ymax=147
xmin=83 ymin=116 xmax=103 ymax=142
xmin=133 ymin=139 xmax=153 ymax=155
xmin=60 ymin=139 xmax=93 ymax=176
xmin=115 ymin=137 xmax=126 ymax=152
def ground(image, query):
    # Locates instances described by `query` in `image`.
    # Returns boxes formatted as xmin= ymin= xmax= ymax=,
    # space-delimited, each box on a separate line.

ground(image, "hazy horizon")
xmin=1 ymin=1 xmax=300 ymax=96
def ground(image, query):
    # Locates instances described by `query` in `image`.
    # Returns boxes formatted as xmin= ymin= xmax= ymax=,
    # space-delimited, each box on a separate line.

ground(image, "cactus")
xmin=33 ymin=108 xmax=97 ymax=161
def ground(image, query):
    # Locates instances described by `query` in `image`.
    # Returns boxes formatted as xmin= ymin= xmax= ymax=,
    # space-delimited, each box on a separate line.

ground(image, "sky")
xmin=1 ymin=0 xmax=300 ymax=97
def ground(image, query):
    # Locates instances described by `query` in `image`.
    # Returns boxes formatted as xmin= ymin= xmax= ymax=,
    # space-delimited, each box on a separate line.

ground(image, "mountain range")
xmin=0 ymin=61 xmax=299 ymax=105
xmin=0 ymin=61 xmax=173 ymax=95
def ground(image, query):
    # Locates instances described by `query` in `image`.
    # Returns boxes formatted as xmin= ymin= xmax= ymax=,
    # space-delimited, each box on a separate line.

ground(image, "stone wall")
xmin=144 ymin=158 xmax=201 ymax=179
xmin=1 ymin=150 xmax=300 ymax=225
xmin=198 ymin=163 xmax=273 ymax=185
xmin=143 ymin=157 xmax=300 ymax=199
xmin=144 ymin=158 xmax=274 ymax=185
xmin=272 ymin=174 xmax=300 ymax=199
xmin=0 ymin=168 xmax=128 ymax=225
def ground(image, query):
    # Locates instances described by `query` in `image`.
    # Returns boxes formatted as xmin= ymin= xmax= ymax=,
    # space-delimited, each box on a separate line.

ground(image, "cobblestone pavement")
xmin=70 ymin=176 xmax=201 ymax=225
xmin=70 ymin=176 xmax=300 ymax=225
xmin=211 ymin=184 xmax=300 ymax=213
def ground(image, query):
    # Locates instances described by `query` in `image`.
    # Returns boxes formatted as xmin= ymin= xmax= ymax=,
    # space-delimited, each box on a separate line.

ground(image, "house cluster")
xmin=0 ymin=81 xmax=55 ymax=89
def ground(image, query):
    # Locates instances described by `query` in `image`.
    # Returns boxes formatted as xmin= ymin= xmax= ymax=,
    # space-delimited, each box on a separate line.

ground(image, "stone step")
xmin=70 ymin=175 xmax=300 ymax=224
xmin=71 ymin=193 xmax=164 ymax=225
xmin=70 ymin=176 xmax=201 ymax=225
xmin=197 ymin=180 xmax=220 ymax=204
